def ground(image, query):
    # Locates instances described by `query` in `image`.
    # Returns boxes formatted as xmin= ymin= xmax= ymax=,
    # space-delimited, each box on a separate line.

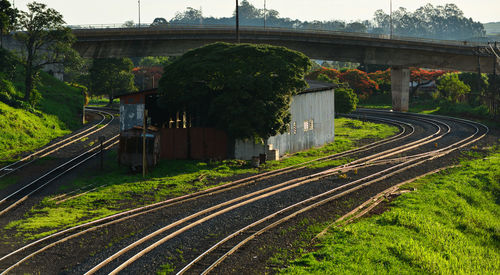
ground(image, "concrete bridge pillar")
xmin=391 ymin=66 xmax=410 ymax=112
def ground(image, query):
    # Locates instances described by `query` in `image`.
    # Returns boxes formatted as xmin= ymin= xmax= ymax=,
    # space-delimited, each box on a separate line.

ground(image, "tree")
xmin=138 ymin=56 xmax=171 ymax=67
xmin=339 ymin=69 xmax=378 ymax=99
xmin=315 ymin=73 xmax=358 ymax=114
xmin=122 ymin=20 xmax=135 ymax=28
xmin=437 ymin=73 xmax=471 ymax=102
xmin=306 ymin=67 xmax=341 ymax=81
xmin=172 ymin=7 xmax=203 ymax=24
xmin=373 ymin=4 xmax=485 ymax=40
xmin=134 ymin=56 xmax=171 ymax=90
xmin=409 ymin=68 xmax=446 ymax=97
xmin=14 ymin=2 xmax=79 ymax=104
xmin=368 ymin=69 xmax=391 ymax=94
xmin=0 ymin=0 xmax=18 ymax=48
xmin=158 ymin=42 xmax=311 ymax=140
xmin=89 ymin=58 xmax=137 ymax=105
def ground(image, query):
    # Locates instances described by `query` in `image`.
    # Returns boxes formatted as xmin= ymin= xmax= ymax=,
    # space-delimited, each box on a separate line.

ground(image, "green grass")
xmin=4 ymin=118 xmax=398 ymax=240
xmin=359 ymin=93 xmax=497 ymax=126
xmin=281 ymin=147 xmax=500 ymax=274
xmin=87 ymin=97 xmax=119 ymax=107
xmin=0 ymin=101 xmax=70 ymax=161
xmin=0 ymin=49 xmax=83 ymax=161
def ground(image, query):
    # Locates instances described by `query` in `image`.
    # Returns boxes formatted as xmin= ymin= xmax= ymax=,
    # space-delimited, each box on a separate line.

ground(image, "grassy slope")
xmin=281 ymin=148 xmax=500 ymax=274
xmin=4 ymin=118 xmax=398 ymax=240
xmin=0 ymin=51 xmax=83 ymax=161
xmin=0 ymin=101 xmax=70 ymax=160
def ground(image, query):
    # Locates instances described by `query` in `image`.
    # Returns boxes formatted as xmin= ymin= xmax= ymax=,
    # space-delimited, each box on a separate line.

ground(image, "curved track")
xmin=0 ymin=111 xmax=488 ymax=274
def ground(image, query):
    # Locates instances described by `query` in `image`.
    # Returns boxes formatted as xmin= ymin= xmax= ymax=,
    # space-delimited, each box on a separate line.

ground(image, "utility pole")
xmin=138 ymin=0 xmax=141 ymax=28
xmin=389 ymin=0 xmax=393 ymax=38
xmin=264 ymin=0 xmax=267 ymax=28
xmin=142 ymin=109 xmax=148 ymax=177
xmin=494 ymin=41 xmax=498 ymax=119
xmin=236 ymin=0 xmax=240 ymax=43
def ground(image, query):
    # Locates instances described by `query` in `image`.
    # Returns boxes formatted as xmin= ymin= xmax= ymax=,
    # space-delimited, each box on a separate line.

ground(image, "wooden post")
xmin=143 ymin=109 xmax=148 ymax=177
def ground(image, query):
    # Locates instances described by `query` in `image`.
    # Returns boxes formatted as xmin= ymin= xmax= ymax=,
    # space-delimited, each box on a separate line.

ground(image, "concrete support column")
xmin=391 ymin=66 xmax=410 ymax=112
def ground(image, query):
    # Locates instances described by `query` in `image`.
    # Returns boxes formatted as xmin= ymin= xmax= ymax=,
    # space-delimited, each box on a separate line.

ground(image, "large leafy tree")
xmin=158 ymin=42 xmax=311 ymax=140
xmin=89 ymin=58 xmax=137 ymax=105
xmin=0 ymin=0 xmax=18 ymax=48
xmin=14 ymin=2 xmax=79 ymax=104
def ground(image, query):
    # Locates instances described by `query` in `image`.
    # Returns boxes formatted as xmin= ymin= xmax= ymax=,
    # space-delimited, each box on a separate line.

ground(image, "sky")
xmin=9 ymin=0 xmax=500 ymax=26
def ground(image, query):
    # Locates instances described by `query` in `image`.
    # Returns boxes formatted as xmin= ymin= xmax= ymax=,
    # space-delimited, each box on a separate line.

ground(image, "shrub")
xmin=335 ymin=87 xmax=358 ymax=114
xmin=437 ymin=73 xmax=471 ymax=103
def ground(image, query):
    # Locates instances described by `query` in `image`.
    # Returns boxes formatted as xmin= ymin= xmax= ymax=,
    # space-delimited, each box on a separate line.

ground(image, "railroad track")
xmin=0 ymin=111 xmax=488 ymax=274
xmin=0 ymin=108 xmax=114 ymax=179
xmin=0 ymin=108 xmax=119 ymax=217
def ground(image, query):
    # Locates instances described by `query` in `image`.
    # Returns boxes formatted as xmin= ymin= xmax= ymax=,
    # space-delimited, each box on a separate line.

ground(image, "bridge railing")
xmin=67 ymin=22 xmax=494 ymax=47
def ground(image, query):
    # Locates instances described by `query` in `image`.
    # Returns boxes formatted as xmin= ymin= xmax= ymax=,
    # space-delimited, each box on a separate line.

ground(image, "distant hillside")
xmin=0 ymin=48 xmax=83 ymax=161
xmin=484 ymin=22 xmax=500 ymax=35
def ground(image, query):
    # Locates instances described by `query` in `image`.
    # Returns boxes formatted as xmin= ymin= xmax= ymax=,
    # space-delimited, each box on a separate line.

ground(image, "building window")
xmin=304 ymin=120 xmax=314 ymax=132
xmin=293 ymin=121 xmax=297 ymax=135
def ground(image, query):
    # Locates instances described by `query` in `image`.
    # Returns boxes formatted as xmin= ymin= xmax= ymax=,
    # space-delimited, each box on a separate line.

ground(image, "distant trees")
xmin=89 ymin=58 xmax=137 ymax=105
xmin=158 ymin=42 xmax=311 ymax=140
xmin=373 ymin=4 xmax=485 ymax=40
xmin=14 ymin=2 xmax=80 ymax=106
xmin=165 ymin=2 xmax=485 ymax=40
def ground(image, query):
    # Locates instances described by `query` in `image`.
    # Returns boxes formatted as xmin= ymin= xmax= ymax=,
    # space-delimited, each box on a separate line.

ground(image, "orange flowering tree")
xmin=368 ymin=69 xmax=391 ymax=94
xmin=306 ymin=67 xmax=340 ymax=81
xmin=339 ymin=69 xmax=378 ymax=99
xmin=132 ymin=66 xmax=164 ymax=90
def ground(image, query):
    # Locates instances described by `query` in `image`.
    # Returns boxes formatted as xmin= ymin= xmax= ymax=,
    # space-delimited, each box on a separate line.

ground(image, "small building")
xmin=117 ymin=80 xmax=335 ymax=162
xmin=118 ymin=126 xmax=161 ymax=171
xmin=234 ymin=81 xmax=336 ymax=160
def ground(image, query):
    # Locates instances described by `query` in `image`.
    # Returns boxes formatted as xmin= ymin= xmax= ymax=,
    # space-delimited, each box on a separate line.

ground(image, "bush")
xmin=335 ymin=87 xmax=358 ymax=114
xmin=437 ymin=73 xmax=471 ymax=103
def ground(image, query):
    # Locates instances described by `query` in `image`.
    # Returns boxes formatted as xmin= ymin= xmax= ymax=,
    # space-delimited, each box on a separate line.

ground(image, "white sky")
xmin=9 ymin=0 xmax=500 ymax=25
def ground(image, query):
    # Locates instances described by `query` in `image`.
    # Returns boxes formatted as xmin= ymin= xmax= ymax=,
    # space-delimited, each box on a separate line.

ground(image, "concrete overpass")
xmin=72 ymin=26 xmax=499 ymax=112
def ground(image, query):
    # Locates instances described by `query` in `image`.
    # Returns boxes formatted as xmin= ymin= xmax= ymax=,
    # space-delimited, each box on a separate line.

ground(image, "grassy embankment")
xmin=0 ymin=49 xmax=83 ymax=162
xmin=359 ymin=93 xmax=497 ymax=127
xmin=281 ymin=147 xmax=500 ymax=274
xmin=3 ymin=118 xmax=398 ymax=240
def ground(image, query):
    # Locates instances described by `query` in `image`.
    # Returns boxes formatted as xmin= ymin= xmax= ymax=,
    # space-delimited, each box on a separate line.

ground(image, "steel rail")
xmin=0 ymin=109 xmax=115 ymax=206
xmin=84 ymin=115 xmax=451 ymax=274
xmin=0 ymin=117 xmax=413 ymax=269
xmin=180 ymin=115 xmax=487 ymax=274
xmin=0 ymin=109 xmax=109 ymax=179
xmin=0 ymin=134 xmax=119 ymax=217
xmin=1 ymin=113 xmax=445 ymax=274
xmin=1 ymin=114 xmax=435 ymax=274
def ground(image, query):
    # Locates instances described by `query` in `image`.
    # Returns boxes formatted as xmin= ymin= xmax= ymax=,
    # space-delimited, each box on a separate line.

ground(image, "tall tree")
xmin=373 ymin=4 xmax=485 ymax=40
xmin=158 ymin=42 xmax=311 ymax=140
xmin=14 ymin=2 xmax=79 ymax=104
xmin=0 ymin=0 xmax=17 ymax=47
xmin=89 ymin=58 xmax=137 ymax=105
